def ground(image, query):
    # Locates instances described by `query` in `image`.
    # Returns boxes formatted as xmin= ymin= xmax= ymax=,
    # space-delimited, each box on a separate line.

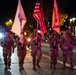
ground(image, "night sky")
xmin=0 ymin=0 xmax=76 ymax=29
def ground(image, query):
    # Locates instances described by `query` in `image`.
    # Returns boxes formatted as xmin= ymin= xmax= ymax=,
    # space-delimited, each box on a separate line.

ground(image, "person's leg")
xmin=49 ymin=50 xmax=53 ymax=68
xmin=31 ymin=50 xmax=37 ymax=71
xmin=63 ymin=51 xmax=67 ymax=69
xmin=32 ymin=56 xmax=36 ymax=70
xmin=37 ymin=50 xmax=42 ymax=68
xmin=18 ymin=55 xmax=23 ymax=70
xmin=7 ymin=52 xmax=11 ymax=69
xmin=3 ymin=52 xmax=8 ymax=70
xmin=53 ymin=56 xmax=57 ymax=69
xmin=68 ymin=50 xmax=74 ymax=69
xmin=21 ymin=53 xmax=26 ymax=69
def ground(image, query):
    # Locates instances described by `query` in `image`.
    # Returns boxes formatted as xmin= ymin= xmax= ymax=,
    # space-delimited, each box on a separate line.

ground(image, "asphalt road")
xmin=0 ymin=43 xmax=76 ymax=75
xmin=42 ymin=42 xmax=76 ymax=68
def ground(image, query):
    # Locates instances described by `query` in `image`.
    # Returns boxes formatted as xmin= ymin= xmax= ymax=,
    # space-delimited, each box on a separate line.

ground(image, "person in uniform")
xmin=2 ymin=30 xmax=14 ymax=70
xmin=47 ymin=32 xmax=58 ymax=69
xmin=31 ymin=33 xmax=42 ymax=71
xmin=36 ymin=33 xmax=42 ymax=68
xmin=16 ymin=36 xmax=27 ymax=70
xmin=60 ymin=29 xmax=75 ymax=69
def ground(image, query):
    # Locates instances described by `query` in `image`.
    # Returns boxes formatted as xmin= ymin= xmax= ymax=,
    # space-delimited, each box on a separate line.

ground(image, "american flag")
xmin=33 ymin=0 xmax=47 ymax=39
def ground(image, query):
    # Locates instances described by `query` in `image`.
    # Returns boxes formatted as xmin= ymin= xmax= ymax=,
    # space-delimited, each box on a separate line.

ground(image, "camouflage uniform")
xmin=17 ymin=39 xmax=26 ymax=70
xmin=60 ymin=30 xmax=75 ymax=69
xmin=36 ymin=34 xmax=42 ymax=68
xmin=48 ymin=35 xmax=58 ymax=69
xmin=31 ymin=33 xmax=42 ymax=70
xmin=3 ymin=31 xmax=14 ymax=70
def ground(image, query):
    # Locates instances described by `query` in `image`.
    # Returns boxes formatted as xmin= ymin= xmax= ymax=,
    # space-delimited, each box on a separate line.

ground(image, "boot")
xmin=5 ymin=65 xmax=7 ymax=70
xmin=4 ymin=61 xmax=7 ymax=70
xmin=33 ymin=59 xmax=36 ymax=71
xmin=53 ymin=64 xmax=56 ymax=69
xmin=36 ymin=60 xmax=41 ymax=68
xmin=50 ymin=63 xmax=52 ymax=68
xmin=70 ymin=64 xmax=74 ymax=69
xmin=8 ymin=61 xmax=11 ymax=69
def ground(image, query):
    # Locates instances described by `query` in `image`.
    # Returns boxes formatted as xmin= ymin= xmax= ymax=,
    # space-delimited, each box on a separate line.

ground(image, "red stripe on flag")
xmin=33 ymin=0 xmax=47 ymax=39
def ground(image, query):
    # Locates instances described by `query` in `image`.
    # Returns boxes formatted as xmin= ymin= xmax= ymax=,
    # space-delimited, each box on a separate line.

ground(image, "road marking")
xmin=42 ymin=43 xmax=76 ymax=53
xmin=42 ymin=54 xmax=76 ymax=69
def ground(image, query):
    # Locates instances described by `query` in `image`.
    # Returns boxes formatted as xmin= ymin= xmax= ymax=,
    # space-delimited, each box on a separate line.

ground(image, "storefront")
xmin=69 ymin=18 xmax=76 ymax=36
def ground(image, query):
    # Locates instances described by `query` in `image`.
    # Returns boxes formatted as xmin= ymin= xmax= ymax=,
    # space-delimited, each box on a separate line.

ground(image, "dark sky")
xmin=0 ymin=0 xmax=76 ymax=28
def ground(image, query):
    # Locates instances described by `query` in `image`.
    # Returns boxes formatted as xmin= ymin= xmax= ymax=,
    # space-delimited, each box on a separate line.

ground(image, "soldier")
xmin=36 ymin=33 xmax=42 ymax=68
xmin=47 ymin=32 xmax=58 ymax=69
xmin=31 ymin=33 xmax=42 ymax=71
xmin=2 ymin=30 xmax=14 ymax=70
xmin=17 ymin=36 xmax=27 ymax=70
xmin=60 ymin=29 xmax=75 ymax=69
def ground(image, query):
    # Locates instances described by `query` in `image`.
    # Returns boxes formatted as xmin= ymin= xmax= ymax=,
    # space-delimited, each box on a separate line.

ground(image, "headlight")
xmin=0 ymin=33 xmax=3 ymax=38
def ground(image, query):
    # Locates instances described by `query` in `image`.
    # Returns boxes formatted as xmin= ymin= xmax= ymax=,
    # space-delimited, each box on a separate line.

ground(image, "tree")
xmin=60 ymin=13 xmax=68 ymax=26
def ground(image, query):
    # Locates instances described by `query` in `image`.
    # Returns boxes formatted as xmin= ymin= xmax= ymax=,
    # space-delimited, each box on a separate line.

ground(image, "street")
xmin=0 ymin=42 xmax=76 ymax=75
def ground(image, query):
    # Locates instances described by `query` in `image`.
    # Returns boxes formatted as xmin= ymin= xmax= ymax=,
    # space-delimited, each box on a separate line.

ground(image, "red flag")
xmin=33 ymin=0 xmax=47 ymax=39
xmin=11 ymin=0 xmax=27 ymax=44
xmin=52 ymin=0 xmax=60 ymax=34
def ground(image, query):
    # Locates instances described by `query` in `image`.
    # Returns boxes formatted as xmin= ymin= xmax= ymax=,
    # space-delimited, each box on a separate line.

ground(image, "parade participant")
xmin=47 ymin=32 xmax=58 ymax=69
xmin=2 ymin=30 xmax=14 ymax=70
xmin=36 ymin=33 xmax=42 ymax=68
xmin=17 ymin=35 xmax=27 ymax=70
xmin=60 ymin=29 xmax=75 ymax=69
xmin=31 ymin=32 xmax=42 ymax=71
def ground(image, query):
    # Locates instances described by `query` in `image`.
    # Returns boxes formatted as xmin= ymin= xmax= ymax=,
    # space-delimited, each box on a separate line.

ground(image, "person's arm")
xmin=11 ymin=38 xmax=14 ymax=53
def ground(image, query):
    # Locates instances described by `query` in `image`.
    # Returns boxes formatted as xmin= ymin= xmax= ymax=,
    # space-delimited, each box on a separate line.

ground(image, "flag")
xmin=52 ymin=0 xmax=60 ymax=34
xmin=11 ymin=0 xmax=27 ymax=44
xmin=33 ymin=0 xmax=47 ymax=39
xmin=11 ymin=0 xmax=27 ymax=37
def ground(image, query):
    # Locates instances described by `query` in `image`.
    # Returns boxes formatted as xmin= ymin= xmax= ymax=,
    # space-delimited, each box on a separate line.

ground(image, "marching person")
xmin=60 ymin=29 xmax=75 ymax=69
xmin=36 ymin=33 xmax=42 ymax=68
xmin=47 ymin=32 xmax=58 ymax=69
xmin=31 ymin=32 xmax=42 ymax=71
xmin=16 ymin=35 xmax=27 ymax=70
xmin=2 ymin=30 xmax=14 ymax=70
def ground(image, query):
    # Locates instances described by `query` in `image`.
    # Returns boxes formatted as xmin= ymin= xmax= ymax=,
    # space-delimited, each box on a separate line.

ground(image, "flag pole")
xmin=36 ymin=20 xmax=39 ymax=43
xmin=54 ymin=31 xmax=56 ymax=46
xmin=19 ymin=19 xmax=24 ymax=44
xmin=37 ymin=20 xmax=39 ymax=37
